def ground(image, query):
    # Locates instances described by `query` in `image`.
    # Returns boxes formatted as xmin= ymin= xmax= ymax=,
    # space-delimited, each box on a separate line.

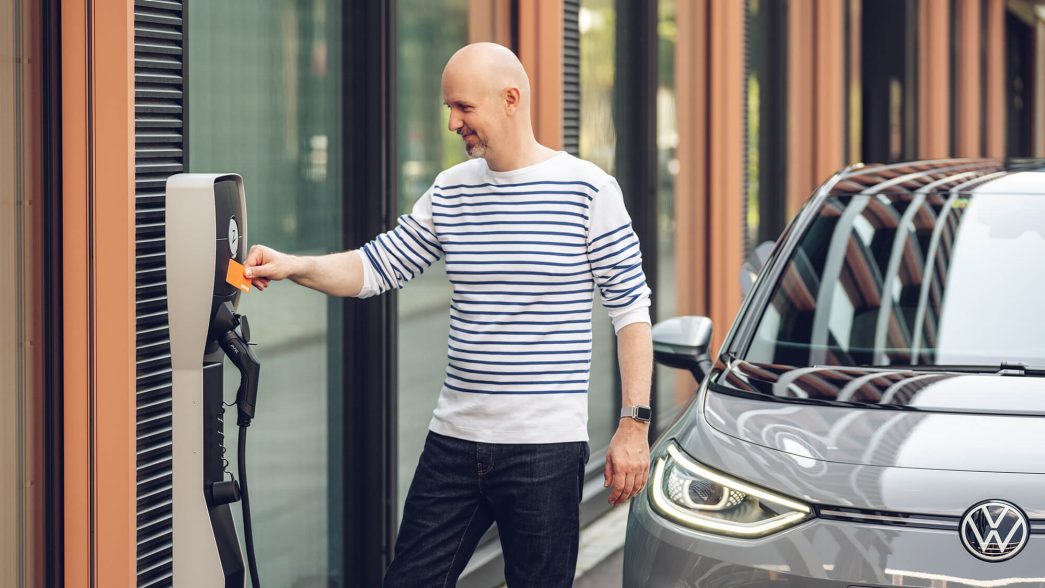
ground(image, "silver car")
xmin=625 ymin=159 xmax=1045 ymax=586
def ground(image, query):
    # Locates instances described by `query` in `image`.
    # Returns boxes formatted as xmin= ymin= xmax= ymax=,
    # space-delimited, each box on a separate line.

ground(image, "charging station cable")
xmin=216 ymin=302 xmax=263 ymax=588
xmin=238 ymin=425 xmax=260 ymax=587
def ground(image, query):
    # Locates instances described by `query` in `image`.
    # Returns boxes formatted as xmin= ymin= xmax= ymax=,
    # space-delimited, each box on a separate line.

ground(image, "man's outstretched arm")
xmin=244 ymin=190 xmax=441 ymax=298
xmin=604 ymin=320 xmax=653 ymax=506
xmin=244 ymin=245 xmax=366 ymax=298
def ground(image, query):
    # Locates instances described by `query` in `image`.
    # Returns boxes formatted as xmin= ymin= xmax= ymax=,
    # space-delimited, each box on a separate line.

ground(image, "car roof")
xmin=822 ymin=158 xmax=1045 ymax=199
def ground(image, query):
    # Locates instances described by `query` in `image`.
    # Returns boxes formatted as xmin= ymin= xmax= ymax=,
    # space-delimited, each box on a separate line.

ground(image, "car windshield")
xmin=745 ymin=189 xmax=1045 ymax=368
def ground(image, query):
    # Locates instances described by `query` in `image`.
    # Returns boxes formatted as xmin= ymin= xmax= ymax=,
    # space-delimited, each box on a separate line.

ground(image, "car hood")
xmin=702 ymin=361 xmax=1045 ymax=473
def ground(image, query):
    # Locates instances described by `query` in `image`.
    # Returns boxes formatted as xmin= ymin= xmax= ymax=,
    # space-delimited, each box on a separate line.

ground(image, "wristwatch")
xmin=620 ymin=404 xmax=652 ymax=423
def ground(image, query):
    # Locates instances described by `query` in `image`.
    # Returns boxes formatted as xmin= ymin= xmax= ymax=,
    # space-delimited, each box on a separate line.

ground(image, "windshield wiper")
xmin=852 ymin=362 xmax=1045 ymax=376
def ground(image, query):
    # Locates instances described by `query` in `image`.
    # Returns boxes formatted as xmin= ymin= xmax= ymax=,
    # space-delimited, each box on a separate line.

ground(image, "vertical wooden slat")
xmin=91 ymin=0 xmax=137 ymax=585
xmin=60 ymin=0 xmax=90 ymax=583
xmin=674 ymin=0 xmax=745 ymax=357
xmin=955 ymin=0 xmax=982 ymax=157
xmin=789 ymin=0 xmax=845 ymax=209
xmin=674 ymin=0 xmax=709 ymax=402
xmin=468 ymin=0 xmax=512 ymax=47
xmin=787 ymin=0 xmax=814 ymax=216
xmin=918 ymin=0 xmax=951 ymax=158
xmin=674 ymin=0 xmax=708 ymax=320
xmin=62 ymin=0 xmax=137 ymax=585
xmin=985 ymin=0 xmax=1005 ymax=157
xmin=708 ymin=0 xmax=745 ymax=355
xmin=814 ymin=0 xmax=845 ymax=183
xmin=847 ymin=0 xmax=863 ymax=164
xmin=517 ymin=0 xmax=564 ymax=149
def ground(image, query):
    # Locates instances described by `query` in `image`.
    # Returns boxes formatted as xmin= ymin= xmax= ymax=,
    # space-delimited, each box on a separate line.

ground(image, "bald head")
xmin=443 ymin=42 xmax=531 ymax=105
xmin=442 ymin=43 xmax=550 ymax=169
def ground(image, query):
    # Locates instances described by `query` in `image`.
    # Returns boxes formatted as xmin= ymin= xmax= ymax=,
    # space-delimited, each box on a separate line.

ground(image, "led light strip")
xmin=650 ymin=447 xmax=812 ymax=538
xmin=666 ymin=444 xmax=811 ymax=513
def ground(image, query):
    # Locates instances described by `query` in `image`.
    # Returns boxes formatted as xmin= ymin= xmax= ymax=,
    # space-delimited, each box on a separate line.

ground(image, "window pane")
xmin=861 ymin=0 xmax=917 ymax=162
xmin=395 ymin=0 xmax=468 ymax=515
xmin=188 ymin=2 xmax=344 ymax=585
xmin=655 ymin=0 xmax=684 ymax=422
xmin=744 ymin=0 xmax=789 ymax=254
xmin=1004 ymin=11 xmax=1034 ymax=157
xmin=580 ymin=0 xmax=619 ymax=451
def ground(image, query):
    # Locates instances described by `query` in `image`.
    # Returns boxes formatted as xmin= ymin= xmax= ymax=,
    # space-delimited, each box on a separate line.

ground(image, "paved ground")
xmin=575 ymin=548 xmax=624 ymax=588
xmin=571 ymin=504 xmax=628 ymax=588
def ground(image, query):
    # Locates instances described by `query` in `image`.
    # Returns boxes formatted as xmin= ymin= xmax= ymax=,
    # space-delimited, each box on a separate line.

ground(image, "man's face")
xmin=446 ymin=100 xmax=489 ymax=159
xmin=442 ymin=73 xmax=500 ymax=159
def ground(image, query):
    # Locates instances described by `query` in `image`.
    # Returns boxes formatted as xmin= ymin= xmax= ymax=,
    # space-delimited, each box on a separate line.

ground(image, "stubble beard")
xmin=465 ymin=138 xmax=487 ymax=159
xmin=460 ymin=130 xmax=488 ymax=159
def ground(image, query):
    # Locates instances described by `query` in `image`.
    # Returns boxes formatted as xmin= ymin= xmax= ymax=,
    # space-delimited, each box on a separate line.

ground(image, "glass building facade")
xmin=394 ymin=0 xmax=467 ymax=516
xmin=188 ymin=2 xmax=346 ymax=584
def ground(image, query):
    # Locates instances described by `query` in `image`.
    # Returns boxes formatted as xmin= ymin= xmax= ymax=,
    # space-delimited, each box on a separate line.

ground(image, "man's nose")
xmin=448 ymin=111 xmax=463 ymax=133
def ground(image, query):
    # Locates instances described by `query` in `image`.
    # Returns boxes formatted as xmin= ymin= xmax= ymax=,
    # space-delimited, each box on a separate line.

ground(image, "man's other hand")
xmin=604 ymin=417 xmax=650 ymax=506
xmin=243 ymin=244 xmax=297 ymax=291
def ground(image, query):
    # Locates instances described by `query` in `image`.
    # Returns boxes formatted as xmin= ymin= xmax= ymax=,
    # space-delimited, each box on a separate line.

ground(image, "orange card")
xmin=226 ymin=259 xmax=252 ymax=293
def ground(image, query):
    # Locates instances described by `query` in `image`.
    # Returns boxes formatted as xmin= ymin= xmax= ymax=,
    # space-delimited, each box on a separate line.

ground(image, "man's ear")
xmin=503 ymin=86 xmax=521 ymax=115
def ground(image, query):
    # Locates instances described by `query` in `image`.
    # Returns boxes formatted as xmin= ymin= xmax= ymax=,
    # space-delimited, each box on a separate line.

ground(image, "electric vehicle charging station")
xmin=166 ymin=173 xmax=262 ymax=587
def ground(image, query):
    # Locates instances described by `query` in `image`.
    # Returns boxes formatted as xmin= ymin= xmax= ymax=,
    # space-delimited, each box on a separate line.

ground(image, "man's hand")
xmin=604 ymin=417 xmax=650 ymax=506
xmin=243 ymin=246 xmax=363 ymax=297
xmin=243 ymin=244 xmax=299 ymax=291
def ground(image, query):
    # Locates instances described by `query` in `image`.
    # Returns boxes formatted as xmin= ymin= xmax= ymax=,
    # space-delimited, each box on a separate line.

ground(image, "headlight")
xmin=649 ymin=442 xmax=812 ymax=537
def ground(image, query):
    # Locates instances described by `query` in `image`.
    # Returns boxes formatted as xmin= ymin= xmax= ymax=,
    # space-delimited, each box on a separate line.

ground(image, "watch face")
xmin=636 ymin=406 xmax=652 ymax=421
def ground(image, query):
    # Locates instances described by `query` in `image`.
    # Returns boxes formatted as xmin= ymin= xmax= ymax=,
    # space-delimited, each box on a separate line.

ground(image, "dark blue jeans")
xmin=384 ymin=431 xmax=590 ymax=587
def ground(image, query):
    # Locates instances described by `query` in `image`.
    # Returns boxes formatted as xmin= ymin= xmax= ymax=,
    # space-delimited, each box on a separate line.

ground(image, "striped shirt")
xmin=356 ymin=151 xmax=651 ymax=443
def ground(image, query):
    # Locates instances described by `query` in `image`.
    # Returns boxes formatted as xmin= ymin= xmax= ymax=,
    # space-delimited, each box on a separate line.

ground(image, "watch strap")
xmin=620 ymin=404 xmax=652 ymax=423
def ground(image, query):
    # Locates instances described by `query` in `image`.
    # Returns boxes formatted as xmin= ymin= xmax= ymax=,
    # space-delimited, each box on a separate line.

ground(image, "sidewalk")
xmin=574 ymin=548 xmax=623 ymax=588
xmin=572 ymin=505 xmax=628 ymax=587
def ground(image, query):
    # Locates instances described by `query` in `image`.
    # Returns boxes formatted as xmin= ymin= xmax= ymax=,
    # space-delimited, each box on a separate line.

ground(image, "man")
xmin=244 ymin=42 xmax=652 ymax=586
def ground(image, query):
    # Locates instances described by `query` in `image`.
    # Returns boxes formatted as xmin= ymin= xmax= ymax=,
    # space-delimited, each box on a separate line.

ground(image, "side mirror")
xmin=740 ymin=240 xmax=775 ymax=297
xmin=652 ymin=316 xmax=713 ymax=383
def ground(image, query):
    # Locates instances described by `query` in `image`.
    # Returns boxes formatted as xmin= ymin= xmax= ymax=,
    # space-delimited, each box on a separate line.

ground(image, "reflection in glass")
xmin=580 ymin=0 xmax=617 ymax=175
xmin=189 ymin=2 xmax=343 ymax=585
xmin=1004 ymin=12 xmax=1035 ymax=157
xmin=861 ymin=0 xmax=917 ymax=162
xmin=747 ymin=189 xmax=1045 ymax=368
xmin=581 ymin=0 xmax=619 ymax=451
xmin=744 ymin=0 xmax=788 ymax=254
xmin=395 ymin=0 xmax=468 ymax=515
xmin=655 ymin=0 xmax=683 ymax=421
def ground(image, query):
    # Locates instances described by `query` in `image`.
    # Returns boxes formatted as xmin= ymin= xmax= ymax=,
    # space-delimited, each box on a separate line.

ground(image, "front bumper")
xmin=624 ymin=492 xmax=1045 ymax=587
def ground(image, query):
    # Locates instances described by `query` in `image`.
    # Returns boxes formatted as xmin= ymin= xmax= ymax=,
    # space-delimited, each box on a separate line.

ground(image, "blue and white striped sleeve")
xmin=355 ymin=188 xmax=444 ymax=298
xmin=587 ymin=178 xmax=652 ymax=333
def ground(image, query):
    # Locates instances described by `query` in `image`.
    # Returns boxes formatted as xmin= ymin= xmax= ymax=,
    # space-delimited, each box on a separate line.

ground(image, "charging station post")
xmin=167 ymin=173 xmax=262 ymax=587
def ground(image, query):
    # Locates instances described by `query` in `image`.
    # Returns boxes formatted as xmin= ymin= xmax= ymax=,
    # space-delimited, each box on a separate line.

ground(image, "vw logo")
xmin=960 ymin=500 xmax=1029 ymax=562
